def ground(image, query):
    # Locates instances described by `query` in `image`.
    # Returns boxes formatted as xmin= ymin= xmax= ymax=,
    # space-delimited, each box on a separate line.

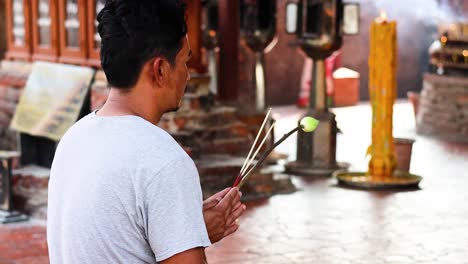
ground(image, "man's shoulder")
xmin=58 ymin=113 xmax=185 ymax=162
xmin=63 ymin=113 xmax=173 ymax=143
xmin=120 ymin=120 xmax=193 ymax=171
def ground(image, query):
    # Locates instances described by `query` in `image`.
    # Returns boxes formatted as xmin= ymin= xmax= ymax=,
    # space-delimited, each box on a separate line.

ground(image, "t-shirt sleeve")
xmin=143 ymin=155 xmax=211 ymax=262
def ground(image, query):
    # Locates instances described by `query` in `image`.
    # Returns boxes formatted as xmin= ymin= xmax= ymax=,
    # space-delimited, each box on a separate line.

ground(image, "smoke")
xmin=372 ymin=0 xmax=467 ymax=25
xmin=341 ymin=0 xmax=467 ymax=99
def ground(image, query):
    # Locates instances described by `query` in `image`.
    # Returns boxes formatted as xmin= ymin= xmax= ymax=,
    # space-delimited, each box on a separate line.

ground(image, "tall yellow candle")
xmin=368 ymin=12 xmax=397 ymax=178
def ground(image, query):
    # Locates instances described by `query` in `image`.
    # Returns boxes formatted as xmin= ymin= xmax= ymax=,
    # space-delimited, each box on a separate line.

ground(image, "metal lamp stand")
xmin=0 ymin=151 xmax=28 ymax=224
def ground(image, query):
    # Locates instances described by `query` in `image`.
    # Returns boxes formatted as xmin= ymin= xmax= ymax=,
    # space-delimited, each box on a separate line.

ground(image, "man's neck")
xmin=97 ymin=88 xmax=162 ymax=124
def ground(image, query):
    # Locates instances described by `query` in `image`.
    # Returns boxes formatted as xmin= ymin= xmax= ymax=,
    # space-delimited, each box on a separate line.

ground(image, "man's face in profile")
xmin=165 ymin=36 xmax=192 ymax=113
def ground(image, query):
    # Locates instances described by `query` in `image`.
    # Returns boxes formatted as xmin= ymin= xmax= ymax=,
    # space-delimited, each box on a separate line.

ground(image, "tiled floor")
xmin=1 ymin=102 xmax=467 ymax=264
xmin=0 ymin=222 xmax=48 ymax=264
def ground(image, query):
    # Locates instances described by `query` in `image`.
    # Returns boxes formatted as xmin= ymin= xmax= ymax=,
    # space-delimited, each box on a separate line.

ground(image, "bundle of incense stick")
xmin=233 ymin=109 xmax=319 ymax=189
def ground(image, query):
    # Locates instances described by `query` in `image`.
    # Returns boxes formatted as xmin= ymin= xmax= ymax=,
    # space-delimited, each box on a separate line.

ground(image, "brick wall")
xmin=0 ymin=61 xmax=30 ymax=150
xmin=417 ymin=73 xmax=468 ymax=142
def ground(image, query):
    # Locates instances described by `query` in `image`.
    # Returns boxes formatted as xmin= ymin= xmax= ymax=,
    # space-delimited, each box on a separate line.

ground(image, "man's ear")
xmin=152 ymin=58 xmax=165 ymax=84
xmin=152 ymin=58 xmax=172 ymax=86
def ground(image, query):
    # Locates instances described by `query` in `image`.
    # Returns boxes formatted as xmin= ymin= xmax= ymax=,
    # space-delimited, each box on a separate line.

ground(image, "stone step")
xmin=200 ymin=137 xmax=252 ymax=155
xmin=7 ymin=158 xmax=295 ymax=222
xmin=11 ymin=165 xmax=50 ymax=220
xmin=191 ymin=122 xmax=251 ymax=140
xmin=166 ymin=107 xmax=239 ymax=131
xmin=196 ymin=155 xmax=296 ymax=200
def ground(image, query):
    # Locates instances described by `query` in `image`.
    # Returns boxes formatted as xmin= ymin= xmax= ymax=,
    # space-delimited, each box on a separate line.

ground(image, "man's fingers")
xmin=230 ymin=190 xmax=241 ymax=207
xmin=229 ymin=197 xmax=243 ymax=215
xmin=234 ymin=204 xmax=246 ymax=218
xmin=204 ymin=187 xmax=234 ymax=210
xmin=216 ymin=188 xmax=238 ymax=210
xmin=226 ymin=204 xmax=246 ymax=227
xmin=231 ymin=202 xmax=244 ymax=213
xmin=214 ymin=188 xmax=231 ymax=199
xmin=223 ymin=223 xmax=240 ymax=238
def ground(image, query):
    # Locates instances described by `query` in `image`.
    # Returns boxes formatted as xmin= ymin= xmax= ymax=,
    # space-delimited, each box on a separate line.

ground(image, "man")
xmin=47 ymin=1 xmax=246 ymax=263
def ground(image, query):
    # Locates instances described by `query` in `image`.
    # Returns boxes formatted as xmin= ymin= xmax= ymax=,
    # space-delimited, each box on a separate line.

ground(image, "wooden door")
xmin=31 ymin=0 xmax=60 ymax=61
xmin=58 ymin=0 xmax=88 ymax=65
xmin=186 ymin=0 xmax=204 ymax=73
xmin=86 ymin=0 xmax=105 ymax=67
xmin=5 ymin=0 xmax=32 ymax=60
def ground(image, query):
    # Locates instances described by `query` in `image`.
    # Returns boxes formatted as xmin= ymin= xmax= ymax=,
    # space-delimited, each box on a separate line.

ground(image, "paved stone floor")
xmin=1 ymin=102 xmax=467 ymax=264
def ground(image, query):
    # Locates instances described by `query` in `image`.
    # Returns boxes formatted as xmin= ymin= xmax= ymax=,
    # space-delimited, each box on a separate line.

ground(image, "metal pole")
xmin=310 ymin=59 xmax=326 ymax=111
xmin=255 ymin=52 xmax=266 ymax=112
xmin=0 ymin=159 xmax=12 ymax=211
xmin=208 ymin=49 xmax=218 ymax=95
xmin=0 ymin=153 xmax=28 ymax=223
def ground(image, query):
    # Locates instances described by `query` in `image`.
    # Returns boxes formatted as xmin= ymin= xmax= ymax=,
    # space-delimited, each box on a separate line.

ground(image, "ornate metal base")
xmin=0 ymin=210 xmax=28 ymax=224
xmin=334 ymin=170 xmax=422 ymax=190
xmin=285 ymin=161 xmax=349 ymax=176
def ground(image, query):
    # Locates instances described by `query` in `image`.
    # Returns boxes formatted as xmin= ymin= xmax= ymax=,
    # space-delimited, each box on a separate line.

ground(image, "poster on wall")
xmin=10 ymin=62 xmax=95 ymax=141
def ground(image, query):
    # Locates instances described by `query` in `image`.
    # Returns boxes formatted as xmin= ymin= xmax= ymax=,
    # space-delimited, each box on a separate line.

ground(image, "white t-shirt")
xmin=47 ymin=112 xmax=211 ymax=263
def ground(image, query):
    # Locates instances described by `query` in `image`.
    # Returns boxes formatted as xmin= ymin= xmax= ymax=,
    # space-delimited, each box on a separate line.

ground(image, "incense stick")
xmin=239 ymin=108 xmax=272 ymax=176
xmin=238 ymin=126 xmax=302 ymax=189
xmin=233 ymin=116 xmax=319 ymax=189
xmin=240 ymin=120 xmax=276 ymax=179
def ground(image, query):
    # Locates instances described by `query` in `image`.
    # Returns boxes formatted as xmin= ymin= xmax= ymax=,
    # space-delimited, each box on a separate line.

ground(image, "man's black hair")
xmin=97 ymin=0 xmax=187 ymax=90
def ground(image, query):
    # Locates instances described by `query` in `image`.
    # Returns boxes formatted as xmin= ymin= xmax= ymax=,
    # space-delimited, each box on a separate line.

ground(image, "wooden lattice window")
xmin=31 ymin=0 xmax=60 ymax=62
xmin=58 ymin=0 xmax=88 ymax=64
xmin=5 ymin=0 xmax=33 ymax=60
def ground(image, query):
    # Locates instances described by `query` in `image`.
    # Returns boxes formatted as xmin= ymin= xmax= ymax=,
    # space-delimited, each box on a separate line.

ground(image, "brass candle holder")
xmin=335 ymin=12 xmax=422 ymax=189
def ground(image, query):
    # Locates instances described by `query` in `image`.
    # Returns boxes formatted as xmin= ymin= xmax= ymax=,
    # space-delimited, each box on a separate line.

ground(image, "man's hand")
xmin=203 ymin=187 xmax=246 ymax=244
